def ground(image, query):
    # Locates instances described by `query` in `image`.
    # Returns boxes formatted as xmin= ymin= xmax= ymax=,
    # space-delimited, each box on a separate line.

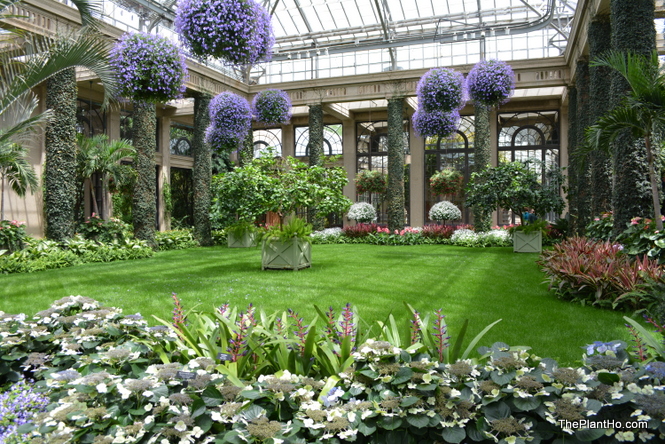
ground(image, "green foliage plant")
xmin=4 ymin=297 xmax=665 ymax=443
xmin=263 ymin=217 xmax=312 ymax=242
xmin=0 ymin=143 xmax=38 ymax=221
xmin=0 ymin=220 xmax=27 ymax=253
xmin=76 ymin=214 xmax=129 ymax=243
xmin=465 ymin=160 xmax=564 ymax=225
xmin=155 ymin=229 xmax=200 ymax=251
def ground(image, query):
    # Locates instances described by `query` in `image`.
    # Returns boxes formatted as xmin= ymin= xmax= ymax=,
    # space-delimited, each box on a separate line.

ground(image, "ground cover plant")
xmin=2 ymin=296 xmax=665 ymax=443
xmin=0 ymin=244 xmax=635 ymax=366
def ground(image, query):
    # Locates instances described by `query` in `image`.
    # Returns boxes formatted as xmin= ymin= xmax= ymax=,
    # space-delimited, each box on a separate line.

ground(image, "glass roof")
xmin=66 ymin=0 xmax=578 ymax=84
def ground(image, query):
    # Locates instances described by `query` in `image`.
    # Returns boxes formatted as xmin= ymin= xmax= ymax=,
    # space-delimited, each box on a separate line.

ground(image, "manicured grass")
xmin=0 ymin=244 xmax=635 ymax=366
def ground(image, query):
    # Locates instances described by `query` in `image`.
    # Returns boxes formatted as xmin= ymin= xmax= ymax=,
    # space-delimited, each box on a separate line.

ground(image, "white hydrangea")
xmin=450 ymin=228 xmax=478 ymax=245
xmin=311 ymin=227 xmax=343 ymax=242
xmin=428 ymin=201 xmax=462 ymax=222
xmin=347 ymin=202 xmax=377 ymax=223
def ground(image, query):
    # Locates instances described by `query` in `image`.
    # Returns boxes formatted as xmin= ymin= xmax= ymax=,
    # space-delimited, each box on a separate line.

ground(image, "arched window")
xmin=253 ymin=128 xmax=283 ymax=157
xmin=424 ymin=116 xmax=475 ymax=224
xmin=294 ymin=124 xmax=343 ymax=157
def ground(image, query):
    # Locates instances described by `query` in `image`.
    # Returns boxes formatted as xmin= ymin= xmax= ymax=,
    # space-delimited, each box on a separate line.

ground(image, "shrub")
xmin=420 ymin=224 xmax=455 ymax=240
xmin=347 ymin=202 xmax=377 ymax=223
xmin=428 ymin=200 xmax=462 ymax=222
xmin=77 ymin=214 xmax=129 ymax=243
xmin=538 ymin=237 xmax=665 ymax=310
xmin=0 ymin=220 xmax=27 ymax=253
xmin=155 ymin=229 xmax=200 ymax=251
xmin=343 ymin=223 xmax=379 ymax=238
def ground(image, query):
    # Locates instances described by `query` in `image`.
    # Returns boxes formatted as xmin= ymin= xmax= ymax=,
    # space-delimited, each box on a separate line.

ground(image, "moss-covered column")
xmin=589 ymin=16 xmax=613 ymax=216
xmin=308 ymin=104 xmax=324 ymax=167
xmin=132 ymin=101 xmax=157 ymax=248
xmin=239 ymin=131 xmax=254 ymax=167
xmin=387 ymin=98 xmax=405 ymax=232
xmin=308 ymin=104 xmax=324 ymax=229
xmin=193 ymin=94 xmax=213 ymax=246
xmin=610 ymin=0 xmax=656 ymax=236
xmin=566 ymin=85 xmax=578 ymax=236
xmin=44 ymin=68 xmax=77 ymax=241
xmin=572 ymin=60 xmax=591 ymax=235
xmin=473 ymin=105 xmax=491 ymax=231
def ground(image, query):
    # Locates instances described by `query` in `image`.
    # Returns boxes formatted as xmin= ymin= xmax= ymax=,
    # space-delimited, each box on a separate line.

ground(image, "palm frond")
xmin=0 ymin=142 xmax=38 ymax=196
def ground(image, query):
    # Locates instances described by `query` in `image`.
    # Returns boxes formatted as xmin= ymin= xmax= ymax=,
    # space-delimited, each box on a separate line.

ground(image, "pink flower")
xmin=631 ymin=217 xmax=641 ymax=225
xmin=594 ymin=218 xmax=600 ymax=221
xmin=399 ymin=230 xmax=405 ymax=236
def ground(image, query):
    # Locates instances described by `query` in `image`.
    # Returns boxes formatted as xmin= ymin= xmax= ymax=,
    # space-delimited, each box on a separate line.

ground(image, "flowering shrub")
xmin=347 ymin=202 xmax=377 ymax=223
xmin=0 ymin=378 xmax=49 ymax=443
xmin=175 ymin=0 xmax=274 ymax=65
xmin=310 ymin=227 xmax=344 ymax=244
xmin=77 ymin=213 xmax=129 ymax=243
xmin=411 ymin=108 xmax=459 ymax=138
xmin=429 ymin=167 xmax=464 ymax=196
xmin=416 ymin=67 xmax=466 ymax=112
xmin=3 ymin=297 xmax=665 ymax=443
xmin=586 ymin=211 xmax=614 ymax=241
xmin=110 ymin=32 xmax=187 ymax=103
xmin=538 ymin=237 xmax=665 ymax=310
xmin=429 ymin=200 xmax=462 ymax=222
xmin=0 ymin=220 xmax=27 ymax=253
xmin=355 ymin=170 xmax=387 ymax=195
xmin=466 ymin=59 xmax=515 ymax=107
xmin=252 ymin=89 xmax=291 ymax=125
xmin=206 ymin=91 xmax=252 ymax=153
xmin=451 ymin=228 xmax=479 ymax=246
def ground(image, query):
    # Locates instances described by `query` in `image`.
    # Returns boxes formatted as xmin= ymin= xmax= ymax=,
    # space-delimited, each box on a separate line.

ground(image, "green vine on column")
xmin=193 ymin=94 xmax=214 ymax=246
xmin=387 ymin=98 xmax=406 ymax=232
xmin=132 ymin=101 xmax=157 ymax=249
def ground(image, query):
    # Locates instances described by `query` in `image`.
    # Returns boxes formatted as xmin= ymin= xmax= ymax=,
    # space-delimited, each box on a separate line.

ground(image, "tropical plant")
xmin=0 ymin=143 xmax=38 ymax=220
xmin=175 ymin=0 xmax=274 ymax=66
xmin=586 ymin=50 xmax=665 ymax=231
xmin=465 ymin=160 xmax=564 ymax=225
xmin=0 ymin=0 xmax=119 ymax=239
xmin=411 ymin=108 xmax=460 ymax=138
xmin=76 ymin=134 xmax=135 ymax=220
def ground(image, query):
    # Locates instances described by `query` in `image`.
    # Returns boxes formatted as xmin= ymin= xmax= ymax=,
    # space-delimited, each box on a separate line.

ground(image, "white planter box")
xmin=513 ymin=231 xmax=542 ymax=253
xmin=227 ymin=231 xmax=257 ymax=248
xmin=261 ymin=237 xmax=311 ymax=270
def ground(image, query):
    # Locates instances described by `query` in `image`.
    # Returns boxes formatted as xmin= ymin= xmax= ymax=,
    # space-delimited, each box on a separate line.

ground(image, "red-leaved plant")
xmin=420 ymin=224 xmax=455 ymax=239
xmin=343 ymin=223 xmax=380 ymax=238
xmin=538 ymin=237 xmax=664 ymax=310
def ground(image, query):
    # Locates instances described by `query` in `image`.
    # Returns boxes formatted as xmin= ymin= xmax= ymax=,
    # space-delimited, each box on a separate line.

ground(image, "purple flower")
xmin=206 ymin=91 xmax=252 ymax=153
xmin=0 ymin=379 xmax=49 ymax=442
xmin=252 ymin=89 xmax=292 ymax=125
xmin=416 ymin=67 xmax=466 ymax=112
xmin=645 ymin=361 xmax=665 ymax=379
xmin=110 ymin=32 xmax=187 ymax=103
xmin=175 ymin=0 xmax=274 ymax=66
xmin=412 ymin=108 xmax=460 ymax=138
xmin=466 ymin=59 xmax=515 ymax=107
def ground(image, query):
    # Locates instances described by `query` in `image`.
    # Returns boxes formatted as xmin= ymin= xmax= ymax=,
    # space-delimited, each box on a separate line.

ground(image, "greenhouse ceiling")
xmin=98 ymin=0 xmax=578 ymax=83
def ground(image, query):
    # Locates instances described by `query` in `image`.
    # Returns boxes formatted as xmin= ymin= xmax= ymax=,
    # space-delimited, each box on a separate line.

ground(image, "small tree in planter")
xmin=428 ymin=200 xmax=462 ymax=224
xmin=465 ymin=160 xmax=564 ymax=252
xmin=347 ymin=202 xmax=377 ymax=224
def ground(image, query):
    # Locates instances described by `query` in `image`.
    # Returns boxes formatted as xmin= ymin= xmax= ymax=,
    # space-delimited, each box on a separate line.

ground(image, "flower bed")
xmin=2 ymin=297 xmax=665 ymax=443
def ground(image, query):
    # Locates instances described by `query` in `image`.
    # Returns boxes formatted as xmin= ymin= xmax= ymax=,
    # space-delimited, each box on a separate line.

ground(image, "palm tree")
xmin=586 ymin=50 xmax=665 ymax=231
xmin=0 ymin=0 xmax=118 ymax=236
xmin=76 ymin=134 xmax=135 ymax=220
xmin=0 ymin=142 xmax=38 ymax=220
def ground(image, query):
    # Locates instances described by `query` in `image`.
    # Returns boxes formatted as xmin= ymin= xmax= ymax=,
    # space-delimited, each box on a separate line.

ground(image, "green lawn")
xmin=0 ymin=244 xmax=635 ymax=366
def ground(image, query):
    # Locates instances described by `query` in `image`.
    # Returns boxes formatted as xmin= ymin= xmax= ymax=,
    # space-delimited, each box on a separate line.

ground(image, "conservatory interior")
xmin=4 ymin=0 xmax=650 ymax=235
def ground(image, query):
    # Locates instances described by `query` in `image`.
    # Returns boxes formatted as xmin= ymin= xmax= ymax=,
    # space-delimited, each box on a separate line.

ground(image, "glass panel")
xmin=253 ymin=128 xmax=283 ymax=157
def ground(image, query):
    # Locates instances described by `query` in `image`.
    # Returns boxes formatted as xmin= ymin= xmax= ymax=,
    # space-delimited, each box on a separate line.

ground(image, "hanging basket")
xmin=355 ymin=170 xmax=387 ymax=195
xmin=429 ymin=168 xmax=464 ymax=196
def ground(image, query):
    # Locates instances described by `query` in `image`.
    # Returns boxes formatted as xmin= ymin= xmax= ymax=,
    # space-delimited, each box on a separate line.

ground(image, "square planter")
xmin=513 ymin=231 xmax=542 ymax=253
xmin=227 ymin=231 xmax=257 ymax=248
xmin=262 ymin=237 xmax=311 ymax=270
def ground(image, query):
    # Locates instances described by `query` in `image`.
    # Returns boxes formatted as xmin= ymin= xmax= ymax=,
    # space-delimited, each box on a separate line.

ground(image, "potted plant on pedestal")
xmin=465 ymin=160 xmax=564 ymax=253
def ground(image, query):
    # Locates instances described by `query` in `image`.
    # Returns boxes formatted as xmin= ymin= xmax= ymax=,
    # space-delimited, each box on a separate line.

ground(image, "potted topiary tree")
xmin=428 ymin=200 xmax=462 ymax=225
xmin=347 ymin=202 xmax=377 ymax=224
xmin=465 ymin=160 xmax=564 ymax=253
